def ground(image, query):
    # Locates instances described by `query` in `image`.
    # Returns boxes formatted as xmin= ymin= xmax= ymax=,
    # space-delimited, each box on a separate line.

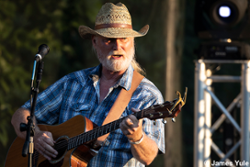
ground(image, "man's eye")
xmin=104 ymin=38 xmax=111 ymax=43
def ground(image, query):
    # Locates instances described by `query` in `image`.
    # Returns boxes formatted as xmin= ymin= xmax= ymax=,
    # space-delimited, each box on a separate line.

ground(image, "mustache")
xmin=108 ymin=50 xmax=125 ymax=56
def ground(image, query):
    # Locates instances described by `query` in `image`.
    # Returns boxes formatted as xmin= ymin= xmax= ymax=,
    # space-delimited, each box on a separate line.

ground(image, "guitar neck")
xmin=67 ymin=111 xmax=143 ymax=150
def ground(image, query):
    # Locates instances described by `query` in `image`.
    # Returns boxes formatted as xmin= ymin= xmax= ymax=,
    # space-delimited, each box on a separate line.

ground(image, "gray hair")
xmin=131 ymin=57 xmax=145 ymax=76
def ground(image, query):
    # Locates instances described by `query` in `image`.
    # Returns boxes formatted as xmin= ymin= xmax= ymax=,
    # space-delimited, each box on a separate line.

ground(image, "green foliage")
xmin=0 ymin=1 xmax=103 ymax=165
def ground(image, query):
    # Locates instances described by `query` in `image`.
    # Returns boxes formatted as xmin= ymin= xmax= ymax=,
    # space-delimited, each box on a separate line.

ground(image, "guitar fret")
xmin=80 ymin=134 xmax=83 ymax=144
xmin=113 ymin=121 xmax=117 ymax=130
xmin=109 ymin=122 xmax=113 ymax=131
xmin=68 ymin=140 xmax=71 ymax=150
xmin=99 ymin=128 xmax=102 ymax=135
xmin=94 ymin=128 xmax=100 ymax=138
xmin=106 ymin=125 xmax=109 ymax=133
xmin=70 ymin=139 xmax=73 ymax=149
xmin=71 ymin=139 xmax=75 ymax=148
xmin=80 ymin=134 xmax=84 ymax=145
xmin=68 ymin=140 xmax=72 ymax=150
xmin=69 ymin=141 xmax=72 ymax=149
xmin=92 ymin=130 xmax=96 ymax=139
xmin=87 ymin=132 xmax=91 ymax=142
xmin=98 ymin=128 xmax=101 ymax=137
xmin=71 ymin=139 xmax=74 ymax=148
xmin=82 ymin=134 xmax=85 ymax=143
xmin=90 ymin=131 xmax=94 ymax=141
xmin=76 ymin=136 xmax=79 ymax=147
xmin=85 ymin=133 xmax=88 ymax=143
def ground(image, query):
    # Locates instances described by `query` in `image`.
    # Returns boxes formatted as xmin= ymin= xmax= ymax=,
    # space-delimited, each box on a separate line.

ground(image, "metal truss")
xmin=194 ymin=59 xmax=250 ymax=167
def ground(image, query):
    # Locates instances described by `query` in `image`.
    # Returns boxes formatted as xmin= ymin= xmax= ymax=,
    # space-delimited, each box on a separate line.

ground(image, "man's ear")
xmin=92 ymin=35 xmax=97 ymax=46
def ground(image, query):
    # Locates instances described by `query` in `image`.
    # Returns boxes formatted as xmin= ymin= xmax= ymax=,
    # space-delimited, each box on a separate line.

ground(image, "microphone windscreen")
xmin=37 ymin=44 xmax=50 ymax=59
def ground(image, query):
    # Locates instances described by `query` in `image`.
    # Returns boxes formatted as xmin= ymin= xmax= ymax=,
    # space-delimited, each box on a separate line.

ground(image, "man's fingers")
xmin=44 ymin=145 xmax=57 ymax=158
xmin=120 ymin=119 xmax=134 ymax=134
xmin=34 ymin=131 xmax=58 ymax=160
xmin=120 ymin=115 xmax=142 ymax=135
xmin=43 ymin=138 xmax=58 ymax=158
xmin=35 ymin=141 xmax=57 ymax=159
xmin=43 ymin=132 xmax=55 ymax=146
xmin=36 ymin=147 xmax=52 ymax=161
xmin=126 ymin=118 xmax=134 ymax=126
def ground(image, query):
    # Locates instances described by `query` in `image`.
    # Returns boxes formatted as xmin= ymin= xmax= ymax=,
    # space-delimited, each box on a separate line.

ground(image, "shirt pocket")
xmin=70 ymin=103 xmax=91 ymax=117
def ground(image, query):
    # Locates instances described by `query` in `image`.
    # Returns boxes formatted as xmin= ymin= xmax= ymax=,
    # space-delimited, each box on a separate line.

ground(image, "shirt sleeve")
xmin=140 ymin=98 xmax=165 ymax=154
xmin=21 ymin=76 xmax=67 ymax=125
xmin=128 ymin=78 xmax=165 ymax=154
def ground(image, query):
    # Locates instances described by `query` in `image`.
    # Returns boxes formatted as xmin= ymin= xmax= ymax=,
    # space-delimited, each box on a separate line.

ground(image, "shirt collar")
xmin=88 ymin=64 xmax=102 ymax=83
xmin=89 ymin=64 xmax=134 ymax=91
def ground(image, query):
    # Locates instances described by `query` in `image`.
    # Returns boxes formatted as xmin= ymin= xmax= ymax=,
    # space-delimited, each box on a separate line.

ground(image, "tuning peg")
xmin=162 ymin=119 xmax=167 ymax=124
xmin=172 ymin=118 xmax=176 ymax=123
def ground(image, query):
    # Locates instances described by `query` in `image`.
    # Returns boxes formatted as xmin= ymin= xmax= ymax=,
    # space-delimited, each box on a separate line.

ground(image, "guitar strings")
xmin=31 ymin=108 xmax=161 ymax=160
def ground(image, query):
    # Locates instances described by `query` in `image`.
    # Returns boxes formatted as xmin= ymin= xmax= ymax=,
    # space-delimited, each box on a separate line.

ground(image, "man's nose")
xmin=112 ymin=39 xmax=122 ymax=50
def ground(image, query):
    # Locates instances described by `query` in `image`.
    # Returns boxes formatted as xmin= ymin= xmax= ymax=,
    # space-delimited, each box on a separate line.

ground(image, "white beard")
xmin=96 ymin=47 xmax=135 ymax=72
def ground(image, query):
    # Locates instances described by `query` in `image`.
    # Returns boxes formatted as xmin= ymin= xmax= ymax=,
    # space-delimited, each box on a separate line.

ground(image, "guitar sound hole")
xmin=50 ymin=137 xmax=68 ymax=163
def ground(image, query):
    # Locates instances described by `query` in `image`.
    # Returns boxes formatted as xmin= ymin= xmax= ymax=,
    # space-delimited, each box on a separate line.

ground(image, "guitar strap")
xmin=94 ymin=70 xmax=144 ymax=147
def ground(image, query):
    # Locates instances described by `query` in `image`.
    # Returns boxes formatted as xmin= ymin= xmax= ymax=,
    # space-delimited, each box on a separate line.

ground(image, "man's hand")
xmin=119 ymin=108 xmax=143 ymax=142
xmin=34 ymin=130 xmax=58 ymax=160
xmin=119 ymin=108 xmax=159 ymax=165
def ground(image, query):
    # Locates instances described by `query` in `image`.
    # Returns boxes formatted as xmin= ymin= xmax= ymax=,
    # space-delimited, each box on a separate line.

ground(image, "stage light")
xmin=194 ymin=0 xmax=250 ymax=39
xmin=219 ymin=6 xmax=231 ymax=18
xmin=210 ymin=0 xmax=248 ymax=27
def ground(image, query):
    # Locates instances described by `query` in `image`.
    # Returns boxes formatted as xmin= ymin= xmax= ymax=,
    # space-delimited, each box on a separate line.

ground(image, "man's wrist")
xmin=129 ymin=133 xmax=144 ymax=145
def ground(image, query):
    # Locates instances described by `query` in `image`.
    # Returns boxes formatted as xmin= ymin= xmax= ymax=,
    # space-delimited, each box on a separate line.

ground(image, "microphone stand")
xmin=20 ymin=59 xmax=44 ymax=167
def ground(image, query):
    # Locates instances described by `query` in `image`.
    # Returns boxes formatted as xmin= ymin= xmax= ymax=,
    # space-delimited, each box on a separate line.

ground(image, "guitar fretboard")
xmin=67 ymin=111 xmax=142 ymax=150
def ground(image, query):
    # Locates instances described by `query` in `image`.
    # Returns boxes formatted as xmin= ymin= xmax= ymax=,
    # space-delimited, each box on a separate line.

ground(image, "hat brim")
xmin=78 ymin=25 xmax=149 ymax=39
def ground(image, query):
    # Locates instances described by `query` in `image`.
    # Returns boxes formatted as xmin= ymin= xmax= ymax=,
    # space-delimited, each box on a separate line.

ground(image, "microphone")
xmin=35 ymin=44 xmax=50 ymax=62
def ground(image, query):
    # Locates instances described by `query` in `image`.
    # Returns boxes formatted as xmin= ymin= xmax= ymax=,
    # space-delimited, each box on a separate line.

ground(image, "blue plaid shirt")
xmin=22 ymin=64 xmax=165 ymax=167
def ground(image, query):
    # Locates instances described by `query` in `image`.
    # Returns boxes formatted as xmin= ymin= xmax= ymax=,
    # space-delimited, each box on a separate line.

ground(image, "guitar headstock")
xmin=140 ymin=87 xmax=188 ymax=121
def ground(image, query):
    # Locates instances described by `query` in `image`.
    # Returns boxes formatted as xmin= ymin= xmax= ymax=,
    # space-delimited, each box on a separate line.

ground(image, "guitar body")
xmin=5 ymin=115 xmax=97 ymax=167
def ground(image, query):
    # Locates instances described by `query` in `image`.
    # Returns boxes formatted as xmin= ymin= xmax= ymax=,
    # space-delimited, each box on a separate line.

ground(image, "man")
xmin=11 ymin=2 xmax=169 ymax=167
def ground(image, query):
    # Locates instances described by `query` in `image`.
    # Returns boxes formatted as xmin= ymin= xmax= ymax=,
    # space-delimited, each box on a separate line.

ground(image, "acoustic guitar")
xmin=5 ymin=88 xmax=187 ymax=167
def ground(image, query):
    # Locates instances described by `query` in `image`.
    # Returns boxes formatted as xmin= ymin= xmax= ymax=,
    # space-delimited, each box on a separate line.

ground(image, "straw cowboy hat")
xmin=78 ymin=2 xmax=149 ymax=39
